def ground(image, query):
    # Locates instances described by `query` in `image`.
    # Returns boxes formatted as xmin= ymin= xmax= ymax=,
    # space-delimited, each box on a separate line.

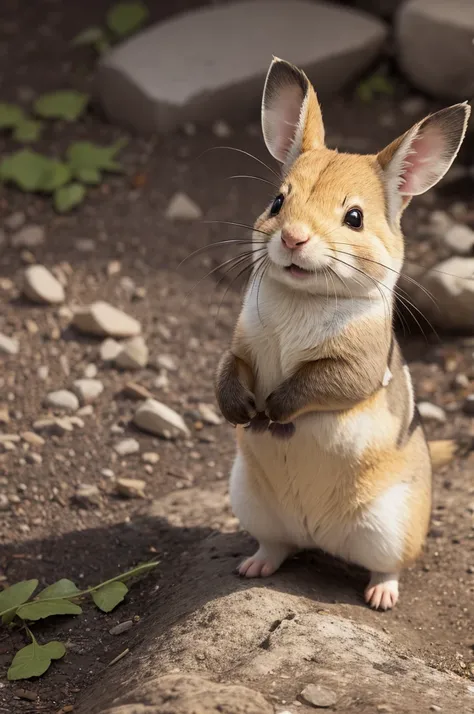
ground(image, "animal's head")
xmin=254 ymin=57 xmax=470 ymax=298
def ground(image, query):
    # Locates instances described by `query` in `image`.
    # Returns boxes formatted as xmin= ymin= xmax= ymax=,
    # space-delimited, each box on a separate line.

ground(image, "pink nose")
xmin=281 ymin=226 xmax=310 ymax=250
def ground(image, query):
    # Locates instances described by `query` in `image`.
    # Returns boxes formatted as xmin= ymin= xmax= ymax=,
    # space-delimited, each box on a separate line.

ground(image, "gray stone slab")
xmin=97 ymin=0 xmax=387 ymax=134
xmin=396 ymin=0 xmax=474 ymax=100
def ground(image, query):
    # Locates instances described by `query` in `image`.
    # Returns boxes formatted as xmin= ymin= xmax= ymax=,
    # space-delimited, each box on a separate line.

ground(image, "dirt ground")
xmin=0 ymin=1 xmax=474 ymax=712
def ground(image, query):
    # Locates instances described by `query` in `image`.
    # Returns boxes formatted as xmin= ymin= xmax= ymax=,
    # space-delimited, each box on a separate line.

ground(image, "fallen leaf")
xmin=34 ymin=91 xmax=89 ymax=122
xmin=92 ymin=582 xmax=128 ymax=613
xmin=0 ymin=102 xmax=25 ymax=129
xmin=8 ymin=638 xmax=65 ymax=681
xmin=106 ymin=2 xmax=149 ymax=37
xmin=54 ymin=183 xmax=86 ymax=213
xmin=12 ymin=119 xmax=43 ymax=143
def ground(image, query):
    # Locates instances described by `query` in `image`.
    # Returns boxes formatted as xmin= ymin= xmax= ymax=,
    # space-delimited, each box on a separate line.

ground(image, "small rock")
xmin=107 ymin=259 xmax=121 ymax=276
xmin=45 ymin=390 xmax=79 ymax=412
xmin=453 ymin=373 xmax=469 ymax=389
xmin=100 ymin=338 xmax=122 ymax=361
xmin=26 ymin=452 xmax=42 ymax=465
xmin=165 ymin=192 xmax=202 ymax=221
xmin=59 ymin=355 xmax=70 ymax=376
xmin=75 ymin=238 xmax=96 ymax=252
xmin=429 ymin=707 xmax=442 ymax=713
xmin=77 ymin=404 xmax=94 ymax=417
xmin=120 ymin=276 xmax=136 ymax=294
xmin=101 ymin=468 xmax=115 ymax=479
xmin=142 ymin=452 xmax=160 ymax=464
xmin=155 ymin=354 xmax=177 ymax=371
xmin=0 ymin=494 xmax=9 ymax=511
xmin=25 ymin=318 xmax=39 ymax=334
xmin=15 ymin=689 xmax=36 ymax=702
xmin=134 ymin=398 xmax=189 ymax=439
xmin=73 ymin=379 xmax=104 ymax=405
xmin=0 ymin=333 xmax=19 ymax=355
xmin=0 ymin=434 xmax=20 ymax=443
xmin=22 ymin=431 xmax=45 ymax=447
xmin=114 ymin=438 xmax=140 ymax=456
xmin=4 ymin=211 xmax=25 ymax=231
xmin=33 ymin=417 xmax=73 ymax=435
xmin=115 ymin=336 xmax=149 ymax=370
xmin=463 ymin=395 xmax=474 ymax=415
xmin=154 ymin=372 xmax=170 ymax=390
xmin=417 ymin=401 xmax=446 ymax=423
xmin=37 ymin=365 xmax=49 ymax=380
xmin=11 ymin=224 xmax=44 ymax=248
xmin=122 ymin=381 xmax=153 ymax=400
xmin=0 ymin=406 xmax=9 ymax=424
xmin=444 ymin=224 xmax=474 ymax=255
xmin=198 ymin=403 xmax=222 ymax=425
xmin=74 ymin=484 xmax=101 ymax=508
xmin=84 ymin=363 xmax=98 ymax=378
xmin=109 ymin=620 xmax=133 ymax=635
xmin=300 ymin=684 xmax=338 ymax=709
xmin=23 ymin=265 xmax=65 ymax=305
xmin=116 ymin=477 xmax=146 ymax=499
xmin=212 ymin=119 xmax=232 ymax=137
xmin=72 ymin=301 xmax=141 ymax=338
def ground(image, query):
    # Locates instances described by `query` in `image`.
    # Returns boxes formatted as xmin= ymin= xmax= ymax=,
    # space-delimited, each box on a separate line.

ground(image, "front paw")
xmin=219 ymin=386 xmax=257 ymax=426
xmin=265 ymin=388 xmax=294 ymax=424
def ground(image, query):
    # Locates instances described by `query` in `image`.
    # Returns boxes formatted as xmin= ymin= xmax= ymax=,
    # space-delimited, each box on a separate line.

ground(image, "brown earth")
xmin=1 ymin=1 xmax=474 ymax=712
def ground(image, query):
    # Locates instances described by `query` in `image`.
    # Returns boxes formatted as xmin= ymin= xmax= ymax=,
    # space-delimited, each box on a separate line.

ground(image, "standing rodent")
xmin=215 ymin=57 xmax=470 ymax=610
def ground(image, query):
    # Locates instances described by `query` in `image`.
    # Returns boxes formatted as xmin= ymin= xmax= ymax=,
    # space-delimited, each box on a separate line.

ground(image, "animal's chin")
xmin=283 ymin=264 xmax=315 ymax=280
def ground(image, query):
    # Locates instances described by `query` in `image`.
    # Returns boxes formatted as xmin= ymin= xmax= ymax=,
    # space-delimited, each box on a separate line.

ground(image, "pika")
xmin=215 ymin=58 xmax=470 ymax=609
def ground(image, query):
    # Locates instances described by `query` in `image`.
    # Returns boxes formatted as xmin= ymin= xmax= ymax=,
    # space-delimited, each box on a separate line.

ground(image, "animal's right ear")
xmin=261 ymin=57 xmax=325 ymax=173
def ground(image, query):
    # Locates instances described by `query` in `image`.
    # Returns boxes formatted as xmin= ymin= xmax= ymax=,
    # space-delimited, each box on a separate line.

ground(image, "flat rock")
xmin=444 ymin=224 xmax=474 ymax=255
xmin=115 ymin=336 xmax=149 ymax=370
xmin=72 ymin=301 xmax=141 ymax=338
xmin=11 ymin=224 xmax=44 ymax=248
xmin=198 ymin=402 xmax=222 ymax=425
xmin=134 ymin=398 xmax=190 ymax=439
xmin=100 ymin=338 xmax=123 ymax=361
xmin=74 ymin=484 xmax=101 ymax=508
xmin=98 ymin=0 xmax=387 ymax=133
xmin=115 ymin=477 xmax=146 ymax=499
xmin=165 ymin=192 xmax=202 ymax=221
xmin=418 ymin=401 xmax=446 ymax=423
xmin=122 ymin=381 xmax=153 ymax=400
xmin=300 ymin=683 xmax=338 ymax=708
xmin=109 ymin=620 xmax=133 ymax=636
xmin=33 ymin=417 xmax=74 ymax=435
xmin=404 ymin=257 xmax=474 ymax=332
xmin=73 ymin=379 xmax=104 ymax=405
xmin=142 ymin=451 xmax=160 ymax=464
xmin=114 ymin=438 xmax=140 ymax=456
xmin=0 ymin=333 xmax=19 ymax=355
xmin=397 ymin=0 xmax=474 ymax=99
xmin=44 ymin=389 xmax=79 ymax=412
xmin=23 ymin=265 xmax=65 ymax=305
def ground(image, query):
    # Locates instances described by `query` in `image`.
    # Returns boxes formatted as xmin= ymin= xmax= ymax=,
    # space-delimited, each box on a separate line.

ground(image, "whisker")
xmin=203 ymin=220 xmax=271 ymax=237
xmin=197 ymin=146 xmax=281 ymax=181
xmin=215 ymin=253 xmax=268 ymax=323
xmin=226 ymin=174 xmax=279 ymax=190
xmin=185 ymin=248 xmax=267 ymax=300
xmin=178 ymin=238 xmax=267 ymax=267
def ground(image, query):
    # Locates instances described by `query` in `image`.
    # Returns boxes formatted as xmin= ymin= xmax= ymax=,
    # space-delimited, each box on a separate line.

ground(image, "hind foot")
xmin=238 ymin=542 xmax=292 ymax=578
xmin=365 ymin=571 xmax=399 ymax=610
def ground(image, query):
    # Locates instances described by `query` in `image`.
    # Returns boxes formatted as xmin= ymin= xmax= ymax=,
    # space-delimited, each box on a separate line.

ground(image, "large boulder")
xmin=97 ymin=0 xmax=387 ymax=134
xmin=396 ymin=0 xmax=474 ymax=100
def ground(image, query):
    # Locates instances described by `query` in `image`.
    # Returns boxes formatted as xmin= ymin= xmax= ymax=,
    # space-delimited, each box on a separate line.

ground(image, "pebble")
xmin=463 ymin=395 xmax=474 ymax=415
xmin=122 ymin=381 xmax=153 ymax=400
xmin=299 ymin=684 xmax=338 ymax=709
xmin=0 ymin=333 xmax=19 ymax=355
xmin=154 ymin=372 xmax=170 ymax=390
xmin=100 ymin=338 xmax=122 ymax=361
xmin=142 ymin=452 xmax=160 ymax=464
xmin=26 ymin=452 xmax=42 ymax=465
xmin=33 ymin=417 xmax=74 ymax=435
xmin=115 ymin=477 xmax=146 ymax=499
xmin=22 ymin=431 xmax=45 ymax=447
xmin=74 ymin=484 xmax=101 ymax=508
xmin=11 ymin=224 xmax=44 ymax=248
xmin=84 ymin=363 xmax=98 ymax=379
xmin=114 ymin=438 xmax=140 ymax=456
xmin=0 ymin=494 xmax=9 ymax=511
xmin=155 ymin=354 xmax=177 ymax=371
xmin=165 ymin=192 xmax=202 ymax=221
xmin=72 ymin=301 xmax=141 ymax=338
xmin=0 ymin=406 xmax=9 ymax=424
xmin=212 ymin=119 xmax=232 ymax=137
xmin=107 ymin=259 xmax=121 ymax=276
xmin=115 ymin=336 xmax=149 ymax=370
xmin=101 ymin=468 xmax=115 ymax=479
xmin=4 ymin=211 xmax=25 ymax=231
xmin=73 ymin=379 xmax=104 ymax=405
xmin=198 ymin=403 xmax=222 ymax=425
xmin=23 ymin=264 xmax=65 ymax=305
xmin=109 ymin=620 xmax=133 ymax=635
xmin=417 ymin=401 xmax=446 ymax=423
xmin=133 ymin=398 xmax=189 ymax=439
xmin=77 ymin=404 xmax=94 ymax=417
xmin=453 ymin=373 xmax=469 ymax=389
xmin=429 ymin=707 xmax=442 ymax=713
xmin=444 ymin=223 xmax=474 ymax=255
xmin=37 ymin=365 xmax=49 ymax=380
xmin=44 ymin=390 xmax=79 ymax=412
xmin=75 ymin=238 xmax=96 ymax=252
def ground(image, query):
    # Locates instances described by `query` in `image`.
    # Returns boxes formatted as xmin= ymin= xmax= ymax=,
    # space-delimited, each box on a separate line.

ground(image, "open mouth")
xmin=284 ymin=264 xmax=315 ymax=279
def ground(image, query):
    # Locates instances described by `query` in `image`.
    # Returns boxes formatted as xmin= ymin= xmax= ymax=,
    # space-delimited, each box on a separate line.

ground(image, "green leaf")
xmin=66 ymin=139 xmax=127 ymax=179
xmin=72 ymin=26 xmax=105 ymax=46
xmin=8 ymin=639 xmax=65 ymax=681
xmin=107 ymin=2 xmax=149 ymax=37
xmin=0 ymin=150 xmax=70 ymax=193
xmin=12 ymin=119 xmax=43 ymax=143
xmin=17 ymin=599 xmax=82 ymax=621
xmin=0 ymin=102 xmax=25 ymax=129
xmin=76 ymin=167 xmax=101 ymax=184
xmin=54 ymin=183 xmax=86 ymax=213
xmin=34 ymin=90 xmax=89 ymax=121
xmin=0 ymin=580 xmax=38 ymax=614
xmin=92 ymin=581 xmax=128 ymax=612
xmin=38 ymin=579 xmax=80 ymax=600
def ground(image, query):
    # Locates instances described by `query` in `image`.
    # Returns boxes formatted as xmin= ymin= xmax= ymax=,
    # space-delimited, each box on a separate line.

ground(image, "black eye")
xmin=344 ymin=208 xmax=363 ymax=230
xmin=270 ymin=193 xmax=285 ymax=216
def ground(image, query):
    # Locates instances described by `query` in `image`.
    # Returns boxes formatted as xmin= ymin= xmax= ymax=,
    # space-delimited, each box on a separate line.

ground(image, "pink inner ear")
xmin=399 ymin=124 xmax=444 ymax=195
xmin=269 ymin=84 xmax=302 ymax=161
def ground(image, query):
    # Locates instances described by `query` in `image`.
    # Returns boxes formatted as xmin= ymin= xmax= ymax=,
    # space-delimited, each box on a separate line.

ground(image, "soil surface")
xmin=1 ymin=1 xmax=474 ymax=713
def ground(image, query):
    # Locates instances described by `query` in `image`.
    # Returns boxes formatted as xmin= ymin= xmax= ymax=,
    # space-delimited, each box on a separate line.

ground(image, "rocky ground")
xmin=1 ymin=1 xmax=474 ymax=713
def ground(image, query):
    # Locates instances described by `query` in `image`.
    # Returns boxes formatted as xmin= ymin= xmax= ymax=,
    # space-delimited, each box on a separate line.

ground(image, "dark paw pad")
xmin=269 ymin=422 xmax=296 ymax=439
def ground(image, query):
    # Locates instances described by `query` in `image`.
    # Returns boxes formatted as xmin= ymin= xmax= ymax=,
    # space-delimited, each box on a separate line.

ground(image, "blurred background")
xmin=0 ymin=1 xmax=473 ymax=712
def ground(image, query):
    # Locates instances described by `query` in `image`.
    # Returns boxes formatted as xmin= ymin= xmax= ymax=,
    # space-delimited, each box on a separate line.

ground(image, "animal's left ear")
xmin=377 ymin=102 xmax=471 ymax=224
